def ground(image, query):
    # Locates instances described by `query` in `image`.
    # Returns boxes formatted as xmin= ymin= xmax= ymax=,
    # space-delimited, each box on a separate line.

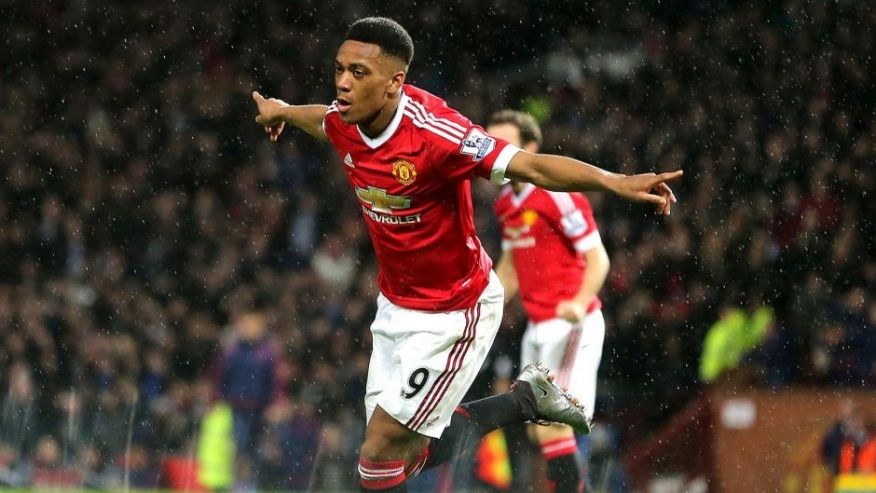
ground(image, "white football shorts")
xmin=520 ymin=310 xmax=605 ymax=421
xmin=365 ymin=271 xmax=504 ymax=439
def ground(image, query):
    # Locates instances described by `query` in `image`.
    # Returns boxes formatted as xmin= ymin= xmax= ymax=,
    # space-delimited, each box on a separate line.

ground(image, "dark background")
xmin=0 ymin=0 xmax=873 ymax=490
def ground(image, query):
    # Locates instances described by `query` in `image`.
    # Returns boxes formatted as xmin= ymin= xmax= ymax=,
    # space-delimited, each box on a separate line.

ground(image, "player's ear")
xmin=388 ymin=70 xmax=406 ymax=96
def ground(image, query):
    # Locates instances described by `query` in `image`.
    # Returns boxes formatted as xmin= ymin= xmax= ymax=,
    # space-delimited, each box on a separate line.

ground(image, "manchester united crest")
xmin=392 ymin=160 xmax=417 ymax=186
xmin=522 ymin=209 xmax=539 ymax=226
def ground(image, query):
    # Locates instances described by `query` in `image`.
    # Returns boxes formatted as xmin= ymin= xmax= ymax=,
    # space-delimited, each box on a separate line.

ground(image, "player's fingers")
xmin=662 ymin=170 xmax=684 ymax=181
xmin=252 ymin=91 xmax=264 ymax=103
xmin=657 ymin=187 xmax=675 ymax=216
xmin=656 ymin=200 xmax=667 ymax=215
xmin=646 ymin=172 xmax=674 ymax=190
xmin=638 ymin=191 xmax=667 ymax=206
xmin=664 ymin=186 xmax=674 ymax=213
xmin=666 ymin=189 xmax=676 ymax=215
xmin=272 ymin=123 xmax=284 ymax=137
xmin=668 ymin=187 xmax=677 ymax=204
xmin=656 ymin=182 xmax=677 ymax=203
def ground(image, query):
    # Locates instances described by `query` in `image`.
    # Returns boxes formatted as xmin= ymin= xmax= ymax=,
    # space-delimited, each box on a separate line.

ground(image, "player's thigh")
xmin=519 ymin=321 xmax=539 ymax=368
xmin=365 ymin=294 xmax=402 ymax=426
xmin=530 ymin=318 xmax=577 ymax=382
xmin=362 ymin=405 xmax=431 ymax=461
xmin=377 ymin=273 xmax=504 ymax=439
xmin=565 ymin=310 xmax=606 ymax=419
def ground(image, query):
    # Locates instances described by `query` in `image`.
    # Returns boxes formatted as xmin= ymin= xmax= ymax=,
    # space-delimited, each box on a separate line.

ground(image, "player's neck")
xmin=358 ymin=96 xmax=401 ymax=138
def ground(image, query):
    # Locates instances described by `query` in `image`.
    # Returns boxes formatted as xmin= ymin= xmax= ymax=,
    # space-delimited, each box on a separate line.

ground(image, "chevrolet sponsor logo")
xmin=503 ymin=224 xmax=531 ymax=239
xmin=507 ymin=237 xmax=536 ymax=249
xmin=361 ymin=206 xmax=421 ymax=224
xmin=355 ymin=186 xmax=411 ymax=214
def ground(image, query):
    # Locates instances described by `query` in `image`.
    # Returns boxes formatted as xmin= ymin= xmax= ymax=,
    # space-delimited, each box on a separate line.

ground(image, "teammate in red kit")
xmin=251 ymin=17 xmax=681 ymax=492
xmin=490 ymin=110 xmax=607 ymax=493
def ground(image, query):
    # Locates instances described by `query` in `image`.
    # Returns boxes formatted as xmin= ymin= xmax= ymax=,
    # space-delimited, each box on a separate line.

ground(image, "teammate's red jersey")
xmin=494 ymin=183 xmax=603 ymax=323
xmin=322 ymin=84 xmax=520 ymax=311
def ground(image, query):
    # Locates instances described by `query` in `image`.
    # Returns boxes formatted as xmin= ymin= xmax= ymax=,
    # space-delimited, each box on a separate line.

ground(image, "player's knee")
xmin=359 ymin=435 xmax=424 ymax=464
xmin=361 ymin=433 xmax=402 ymax=460
xmin=361 ymin=414 xmax=425 ymax=461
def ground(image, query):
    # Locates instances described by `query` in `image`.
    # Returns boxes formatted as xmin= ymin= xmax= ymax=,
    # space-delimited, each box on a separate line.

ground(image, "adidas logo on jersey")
xmin=344 ymin=153 xmax=355 ymax=168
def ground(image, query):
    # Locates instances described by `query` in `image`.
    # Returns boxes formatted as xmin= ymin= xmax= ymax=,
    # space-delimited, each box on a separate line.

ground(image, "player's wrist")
xmin=572 ymin=294 xmax=594 ymax=307
xmin=273 ymin=104 xmax=294 ymax=124
xmin=600 ymin=172 xmax=626 ymax=194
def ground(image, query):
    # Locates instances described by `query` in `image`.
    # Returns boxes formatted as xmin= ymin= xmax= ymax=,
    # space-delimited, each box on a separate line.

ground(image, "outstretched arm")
xmin=505 ymin=151 xmax=682 ymax=215
xmin=252 ymin=91 xmax=329 ymax=142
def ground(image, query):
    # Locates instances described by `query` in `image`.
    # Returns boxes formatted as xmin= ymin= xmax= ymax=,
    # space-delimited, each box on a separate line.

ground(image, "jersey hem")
xmin=379 ymin=277 xmax=490 ymax=312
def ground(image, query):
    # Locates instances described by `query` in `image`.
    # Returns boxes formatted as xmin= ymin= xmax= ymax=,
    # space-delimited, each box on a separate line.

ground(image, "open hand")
xmin=252 ymin=91 xmax=288 ymax=142
xmin=613 ymin=170 xmax=683 ymax=215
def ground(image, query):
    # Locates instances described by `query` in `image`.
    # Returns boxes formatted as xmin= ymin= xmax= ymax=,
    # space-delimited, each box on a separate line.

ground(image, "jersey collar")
xmin=356 ymin=91 xmax=409 ymax=149
xmin=511 ymin=183 xmax=536 ymax=207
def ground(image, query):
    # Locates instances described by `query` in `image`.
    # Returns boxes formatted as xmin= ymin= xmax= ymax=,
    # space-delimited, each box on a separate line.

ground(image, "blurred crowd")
xmin=0 ymin=0 xmax=873 ymax=490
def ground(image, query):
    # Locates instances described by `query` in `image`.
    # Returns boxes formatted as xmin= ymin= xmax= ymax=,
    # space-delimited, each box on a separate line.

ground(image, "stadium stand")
xmin=0 ymin=1 xmax=872 ymax=491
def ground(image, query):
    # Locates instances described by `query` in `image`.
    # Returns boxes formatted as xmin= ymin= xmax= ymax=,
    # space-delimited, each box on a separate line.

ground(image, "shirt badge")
xmin=392 ymin=160 xmax=418 ymax=186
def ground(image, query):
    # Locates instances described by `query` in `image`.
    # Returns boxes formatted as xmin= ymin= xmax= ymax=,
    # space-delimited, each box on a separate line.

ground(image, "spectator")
xmin=821 ymin=401 xmax=875 ymax=475
xmin=259 ymin=397 xmax=321 ymax=491
xmin=214 ymin=300 xmax=281 ymax=490
xmin=0 ymin=1 xmax=871 ymax=489
xmin=80 ymin=444 xmax=122 ymax=490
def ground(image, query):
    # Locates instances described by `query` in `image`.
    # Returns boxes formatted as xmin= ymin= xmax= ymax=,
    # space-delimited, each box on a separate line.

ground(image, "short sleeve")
xmin=322 ymin=102 xmax=338 ymax=139
xmin=416 ymin=102 xmax=520 ymax=183
xmin=547 ymin=191 xmax=602 ymax=252
xmin=451 ymin=125 xmax=521 ymax=184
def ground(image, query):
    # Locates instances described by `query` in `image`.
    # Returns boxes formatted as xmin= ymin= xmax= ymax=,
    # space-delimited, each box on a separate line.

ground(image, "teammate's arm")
xmin=252 ymin=91 xmax=329 ymax=142
xmin=495 ymin=250 xmax=519 ymax=304
xmin=556 ymin=243 xmax=610 ymax=323
xmin=504 ymin=151 xmax=681 ymax=215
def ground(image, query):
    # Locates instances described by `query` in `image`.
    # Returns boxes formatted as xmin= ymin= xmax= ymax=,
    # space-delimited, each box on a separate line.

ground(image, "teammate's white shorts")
xmin=365 ymin=271 xmax=504 ymax=439
xmin=520 ymin=310 xmax=605 ymax=421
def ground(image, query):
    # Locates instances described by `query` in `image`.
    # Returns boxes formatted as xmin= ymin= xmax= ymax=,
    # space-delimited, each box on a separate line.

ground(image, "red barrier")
xmin=623 ymin=393 xmax=714 ymax=490
xmin=162 ymin=456 xmax=207 ymax=492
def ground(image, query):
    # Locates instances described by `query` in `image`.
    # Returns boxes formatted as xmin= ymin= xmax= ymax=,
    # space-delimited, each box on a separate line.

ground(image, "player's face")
xmin=486 ymin=123 xmax=523 ymax=148
xmin=334 ymin=40 xmax=404 ymax=125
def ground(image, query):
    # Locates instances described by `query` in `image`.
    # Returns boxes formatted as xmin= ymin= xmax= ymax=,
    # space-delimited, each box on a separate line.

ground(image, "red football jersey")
xmin=494 ymin=183 xmax=603 ymax=323
xmin=322 ymin=84 xmax=520 ymax=311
